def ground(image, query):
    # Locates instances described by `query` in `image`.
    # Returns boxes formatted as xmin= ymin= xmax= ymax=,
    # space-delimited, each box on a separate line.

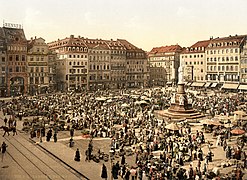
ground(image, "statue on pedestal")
xmin=178 ymin=61 xmax=184 ymax=83
xmin=179 ymin=95 xmax=184 ymax=105
xmin=171 ymin=93 xmax=175 ymax=104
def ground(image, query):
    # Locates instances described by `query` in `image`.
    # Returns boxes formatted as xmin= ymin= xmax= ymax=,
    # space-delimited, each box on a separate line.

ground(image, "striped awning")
xmin=211 ymin=83 xmax=218 ymax=88
xmin=222 ymin=83 xmax=239 ymax=89
xmin=204 ymin=82 xmax=211 ymax=88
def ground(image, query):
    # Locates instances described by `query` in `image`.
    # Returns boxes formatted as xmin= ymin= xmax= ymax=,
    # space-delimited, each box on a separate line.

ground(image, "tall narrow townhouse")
xmin=27 ymin=37 xmax=51 ymax=95
xmin=48 ymin=35 xmax=89 ymax=92
xmin=180 ymin=40 xmax=210 ymax=85
xmin=205 ymin=35 xmax=245 ymax=86
xmin=240 ymin=38 xmax=247 ymax=83
xmin=85 ymin=39 xmax=111 ymax=90
xmin=2 ymin=26 xmax=28 ymax=96
xmin=118 ymin=39 xmax=149 ymax=88
xmin=148 ymin=45 xmax=182 ymax=85
xmin=0 ymin=28 xmax=7 ymax=96
xmin=105 ymin=39 xmax=126 ymax=89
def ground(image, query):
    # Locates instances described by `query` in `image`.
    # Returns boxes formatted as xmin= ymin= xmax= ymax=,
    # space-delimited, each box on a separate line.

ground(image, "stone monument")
xmin=155 ymin=62 xmax=204 ymax=121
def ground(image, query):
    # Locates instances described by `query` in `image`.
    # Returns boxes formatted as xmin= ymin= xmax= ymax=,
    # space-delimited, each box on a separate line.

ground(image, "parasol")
xmin=200 ymin=119 xmax=223 ymax=126
xmin=233 ymin=110 xmax=246 ymax=116
xmin=165 ymin=123 xmax=180 ymax=131
xmin=230 ymin=128 xmax=245 ymax=135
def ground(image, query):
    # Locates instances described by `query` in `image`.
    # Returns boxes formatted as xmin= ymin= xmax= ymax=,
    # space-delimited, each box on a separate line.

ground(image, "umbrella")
xmin=135 ymin=100 xmax=149 ymax=105
xmin=200 ymin=119 xmax=222 ymax=126
xmin=233 ymin=110 xmax=246 ymax=116
xmin=230 ymin=129 xmax=245 ymax=135
xmin=121 ymin=103 xmax=130 ymax=108
xmin=95 ymin=97 xmax=107 ymax=101
xmin=165 ymin=123 xmax=180 ymax=131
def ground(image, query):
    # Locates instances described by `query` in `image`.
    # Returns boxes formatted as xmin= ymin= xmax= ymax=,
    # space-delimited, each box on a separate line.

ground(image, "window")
xmin=9 ymin=67 xmax=12 ymax=72
xmin=41 ymin=67 xmax=44 ymax=72
xmin=16 ymin=55 xmax=19 ymax=61
xmin=22 ymin=66 xmax=25 ymax=72
xmin=36 ymin=67 xmax=39 ymax=72
xmin=69 ymin=62 xmax=72 ymax=65
xmin=30 ymin=67 xmax=34 ymax=72
xmin=16 ymin=66 xmax=19 ymax=72
xmin=37 ymin=48 xmax=40 ymax=52
xmin=41 ymin=56 xmax=44 ymax=61
xmin=2 ymin=57 xmax=5 ymax=62
xmin=22 ymin=55 xmax=25 ymax=61
xmin=30 ymin=56 xmax=33 ymax=61
xmin=235 ymin=49 xmax=238 ymax=53
xmin=235 ymin=56 xmax=238 ymax=61
xmin=2 ymin=67 xmax=5 ymax=72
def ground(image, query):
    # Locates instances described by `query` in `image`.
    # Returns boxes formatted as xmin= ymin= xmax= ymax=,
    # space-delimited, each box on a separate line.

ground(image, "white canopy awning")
xmin=222 ymin=83 xmax=239 ymax=89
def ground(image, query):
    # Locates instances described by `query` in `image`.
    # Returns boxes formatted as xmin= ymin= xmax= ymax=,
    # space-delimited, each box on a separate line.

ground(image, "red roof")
xmin=149 ymin=45 xmax=182 ymax=54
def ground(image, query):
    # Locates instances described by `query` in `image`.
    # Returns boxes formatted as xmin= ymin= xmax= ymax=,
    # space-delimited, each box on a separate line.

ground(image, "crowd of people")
xmin=0 ymin=86 xmax=247 ymax=179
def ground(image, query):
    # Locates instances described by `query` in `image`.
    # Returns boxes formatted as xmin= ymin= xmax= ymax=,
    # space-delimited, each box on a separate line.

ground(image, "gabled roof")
xmin=149 ymin=45 xmax=182 ymax=54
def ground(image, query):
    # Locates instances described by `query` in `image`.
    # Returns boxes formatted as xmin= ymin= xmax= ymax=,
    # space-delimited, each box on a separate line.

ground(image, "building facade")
xmin=86 ymin=39 xmax=111 ymax=90
xmin=148 ymin=45 xmax=182 ymax=85
xmin=48 ymin=36 xmax=148 ymax=91
xmin=240 ymin=38 xmax=247 ymax=83
xmin=1 ymin=26 xmax=28 ymax=96
xmin=48 ymin=35 xmax=88 ymax=92
xmin=0 ymin=28 xmax=7 ymax=96
xmin=180 ymin=40 xmax=210 ymax=82
xmin=205 ymin=35 xmax=245 ymax=83
xmin=27 ymin=37 xmax=53 ymax=95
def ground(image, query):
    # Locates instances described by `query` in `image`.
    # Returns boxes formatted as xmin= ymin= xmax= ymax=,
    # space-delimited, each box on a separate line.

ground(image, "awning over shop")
xmin=221 ymin=83 xmax=239 ymax=89
xmin=204 ymin=82 xmax=211 ymax=88
xmin=210 ymin=83 xmax=218 ymax=88
xmin=186 ymin=82 xmax=192 ymax=86
xmin=238 ymin=84 xmax=247 ymax=90
xmin=191 ymin=82 xmax=205 ymax=87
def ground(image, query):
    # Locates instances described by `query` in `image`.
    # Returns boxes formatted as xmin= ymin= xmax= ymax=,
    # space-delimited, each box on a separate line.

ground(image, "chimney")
xmin=35 ymin=36 xmax=36 ymax=39
xmin=70 ymin=35 xmax=74 ymax=39
xmin=78 ymin=35 xmax=80 ymax=38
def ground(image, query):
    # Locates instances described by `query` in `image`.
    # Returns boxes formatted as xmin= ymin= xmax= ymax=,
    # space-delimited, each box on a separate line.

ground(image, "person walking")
xmin=53 ymin=132 xmax=57 ymax=142
xmin=1 ymin=141 xmax=8 ymax=162
xmin=101 ymin=163 xmax=108 ymax=180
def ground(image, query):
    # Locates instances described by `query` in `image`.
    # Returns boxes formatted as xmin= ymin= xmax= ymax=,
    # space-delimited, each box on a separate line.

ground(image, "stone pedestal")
xmin=155 ymin=82 xmax=204 ymax=121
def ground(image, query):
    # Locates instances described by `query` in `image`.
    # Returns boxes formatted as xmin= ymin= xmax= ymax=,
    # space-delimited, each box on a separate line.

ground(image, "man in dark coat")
xmin=111 ymin=163 xmax=118 ymax=179
xmin=1 ymin=141 xmax=8 ymax=162
xmin=121 ymin=155 xmax=126 ymax=165
xmin=101 ymin=164 xmax=107 ymax=179
xmin=74 ymin=148 xmax=80 ymax=161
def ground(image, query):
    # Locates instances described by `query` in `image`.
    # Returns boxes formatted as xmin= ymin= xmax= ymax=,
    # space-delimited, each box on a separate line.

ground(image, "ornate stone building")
xmin=118 ymin=39 xmax=149 ymax=88
xmin=205 ymin=35 xmax=245 ymax=83
xmin=27 ymin=37 xmax=55 ymax=95
xmin=1 ymin=26 xmax=28 ymax=96
xmin=148 ymin=45 xmax=182 ymax=85
xmin=0 ymin=28 xmax=7 ymax=96
xmin=48 ymin=35 xmax=88 ymax=92
xmin=180 ymin=40 xmax=210 ymax=83
xmin=86 ymin=39 xmax=111 ymax=90
xmin=48 ymin=36 xmax=148 ymax=91
xmin=106 ymin=39 xmax=126 ymax=89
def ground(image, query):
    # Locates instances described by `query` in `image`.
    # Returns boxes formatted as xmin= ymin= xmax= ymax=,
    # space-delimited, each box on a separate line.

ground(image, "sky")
xmin=1 ymin=0 xmax=247 ymax=51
